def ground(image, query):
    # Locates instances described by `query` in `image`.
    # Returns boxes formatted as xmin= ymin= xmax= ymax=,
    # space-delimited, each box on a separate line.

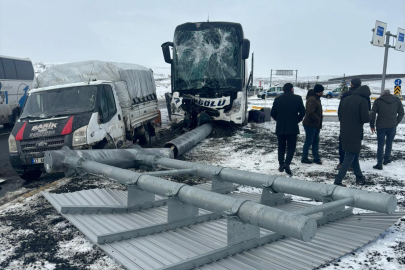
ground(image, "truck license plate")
xmin=31 ymin=158 xmax=44 ymax=164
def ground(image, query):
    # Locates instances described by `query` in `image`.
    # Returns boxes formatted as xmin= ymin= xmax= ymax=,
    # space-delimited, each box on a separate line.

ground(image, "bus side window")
xmin=0 ymin=59 xmax=5 ymax=79
xmin=2 ymin=58 xmax=18 ymax=80
xmin=15 ymin=60 xmax=34 ymax=80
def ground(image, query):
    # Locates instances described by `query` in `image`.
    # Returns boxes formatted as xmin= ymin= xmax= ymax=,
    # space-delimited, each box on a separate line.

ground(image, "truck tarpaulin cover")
xmin=33 ymin=60 xmax=156 ymax=109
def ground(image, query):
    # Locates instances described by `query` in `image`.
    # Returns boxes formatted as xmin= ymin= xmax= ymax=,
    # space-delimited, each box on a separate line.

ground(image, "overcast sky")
xmin=1 ymin=0 xmax=404 ymax=77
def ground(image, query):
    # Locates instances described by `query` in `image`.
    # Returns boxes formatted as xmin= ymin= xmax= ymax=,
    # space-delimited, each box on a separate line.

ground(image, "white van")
xmin=9 ymin=60 xmax=158 ymax=180
xmin=0 ymin=55 xmax=35 ymax=127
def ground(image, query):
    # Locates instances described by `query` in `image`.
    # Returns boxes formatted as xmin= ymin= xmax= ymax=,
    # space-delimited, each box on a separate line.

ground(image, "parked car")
xmin=257 ymin=86 xmax=283 ymax=99
xmin=323 ymin=87 xmax=342 ymax=99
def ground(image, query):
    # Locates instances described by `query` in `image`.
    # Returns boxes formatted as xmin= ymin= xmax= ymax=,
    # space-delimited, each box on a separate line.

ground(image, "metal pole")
xmin=46 ymin=152 xmax=317 ymax=242
xmin=45 ymin=148 xmax=397 ymax=215
xmin=270 ymin=70 xmax=272 ymax=87
xmin=296 ymin=70 xmax=298 ymax=86
xmin=136 ymin=155 xmax=397 ymax=214
xmin=381 ymin=31 xmax=391 ymax=93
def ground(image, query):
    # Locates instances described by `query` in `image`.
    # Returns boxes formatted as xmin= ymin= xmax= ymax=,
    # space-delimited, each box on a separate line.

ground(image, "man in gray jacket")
xmin=370 ymin=89 xmax=404 ymax=169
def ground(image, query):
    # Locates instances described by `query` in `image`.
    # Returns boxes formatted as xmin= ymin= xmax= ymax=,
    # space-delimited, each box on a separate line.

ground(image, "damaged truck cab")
xmin=162 ymin=22 xmax=252 ymax=125
xmin=9 ymin=61 xmax=158 ymax=180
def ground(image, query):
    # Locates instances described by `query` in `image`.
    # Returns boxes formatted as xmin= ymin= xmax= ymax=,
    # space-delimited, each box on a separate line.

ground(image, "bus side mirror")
xmin=161 ymin=42 xmax=173 ymax=64
xmin=242 ymin=39 xmax=250 ymax=60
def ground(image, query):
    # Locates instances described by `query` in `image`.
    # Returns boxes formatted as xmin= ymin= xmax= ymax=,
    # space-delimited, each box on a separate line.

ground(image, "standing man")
xmin=336 ymin=78 xmax=371 ymax=169
xmin=271 ymin=83 xmax=305 ymax=175
xmin=302 ymin=84 xmax=324 ymax=165
xmin=334 ymin=85 xmax=372 ymax=187
xmin=370 ymin=89 xmax=404 ymax=169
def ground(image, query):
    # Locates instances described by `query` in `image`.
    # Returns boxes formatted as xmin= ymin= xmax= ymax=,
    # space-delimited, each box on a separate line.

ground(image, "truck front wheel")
xmin=326 ymin=94 xmax=332 ymax=99
xmin=19 ymin=170 xmax=42 ymax=181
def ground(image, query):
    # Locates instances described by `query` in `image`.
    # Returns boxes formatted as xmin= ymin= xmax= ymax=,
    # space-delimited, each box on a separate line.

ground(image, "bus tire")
xmin=19 ymin=170 xmax=42 ymax=181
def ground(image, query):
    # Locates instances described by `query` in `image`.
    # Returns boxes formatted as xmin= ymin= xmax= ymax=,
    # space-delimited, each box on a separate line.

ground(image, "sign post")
xmin=394 ymin=79 xmax=402 ymax=97
xmin=370 ymin=21 xmax=405 ymax=93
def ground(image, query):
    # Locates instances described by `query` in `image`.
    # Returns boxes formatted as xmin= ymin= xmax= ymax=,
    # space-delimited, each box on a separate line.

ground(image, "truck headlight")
xmin=72 ymin=125 xmax=87 ymax=146
xmin=8 ymin=134 xmax=17 ymax=153
xmin=225 ymin=98 xmax=242 ymax=116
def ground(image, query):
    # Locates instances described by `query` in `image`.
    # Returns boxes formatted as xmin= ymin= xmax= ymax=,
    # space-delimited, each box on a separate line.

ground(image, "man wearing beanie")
xmin=336 ymin=77 xmax=371 ymax=170
xmin=302 ymin=84 xmax=324 ymax=164
xmin=334 ymin=85 xmax=372 ymax=186
xmin=370 ymin=89 xmax=404 ymax=170
xmin=271 ymin=83 xmax=305 ymax=175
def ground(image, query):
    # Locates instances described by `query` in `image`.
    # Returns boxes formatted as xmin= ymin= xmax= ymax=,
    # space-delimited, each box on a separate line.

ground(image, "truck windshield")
xmin=21 ymin=85 xmax=97 ymax=119
xmin=173 ymin=27 xmax=241 ymax=91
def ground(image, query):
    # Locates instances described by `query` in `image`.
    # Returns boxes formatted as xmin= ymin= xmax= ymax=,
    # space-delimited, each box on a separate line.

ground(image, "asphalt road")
xmin=0 ymin=125 xmax=28 ymax=202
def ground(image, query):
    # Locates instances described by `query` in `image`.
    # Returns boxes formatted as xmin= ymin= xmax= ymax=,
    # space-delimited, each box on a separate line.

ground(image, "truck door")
xmin=99 ymin=85 xmax=125 ymax=147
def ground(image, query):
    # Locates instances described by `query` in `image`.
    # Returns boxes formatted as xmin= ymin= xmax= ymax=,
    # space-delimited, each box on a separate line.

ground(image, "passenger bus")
xmin=0 ymin=55 xmax=35 ymax=127
xmin=162 ymin=22 xmax=253 ymax=125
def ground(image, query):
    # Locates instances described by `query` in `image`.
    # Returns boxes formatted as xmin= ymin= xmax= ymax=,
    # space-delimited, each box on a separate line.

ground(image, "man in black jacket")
xmin=370 ymin=89 xmax=404 ymax=169
xmin=336 ymin=78 xmax=371 ymax=170
xmin=334 ymin=85 xmax=372 ymax=186
xmin=271 ymin=83 xmax=305 ymax=175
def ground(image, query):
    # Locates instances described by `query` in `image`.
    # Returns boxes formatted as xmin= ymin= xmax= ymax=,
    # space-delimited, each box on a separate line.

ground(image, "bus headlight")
xmin=225 ymin=98 xmax=242 ymax=116
xmin=72 ymin=125 xmax=87 ymax=146
xmin=8 ymin=134 xmax=18 ymax=153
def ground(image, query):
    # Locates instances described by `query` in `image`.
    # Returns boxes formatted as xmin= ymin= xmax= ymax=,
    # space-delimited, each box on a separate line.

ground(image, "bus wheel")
xmin=19 ymin=170 xmax=42 ymax=181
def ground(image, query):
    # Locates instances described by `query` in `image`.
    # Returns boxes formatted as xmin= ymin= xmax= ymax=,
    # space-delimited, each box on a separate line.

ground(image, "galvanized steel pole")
xmin=164 ymin=123 xmax=213 ymax=158
xmin=45 ymin=148 xmax=397 ymax=215
xmin=381 ymin=31 xmax=390 ymax=93
xmin=46 ymin=152 xmax=317 ymax=242
xmin=136 ymin=155 xmax=397 ymax=214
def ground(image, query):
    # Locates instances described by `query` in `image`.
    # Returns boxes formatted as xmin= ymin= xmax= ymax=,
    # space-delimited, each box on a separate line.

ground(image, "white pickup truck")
xmin=9 ymin=60 xmax=158 ymax=180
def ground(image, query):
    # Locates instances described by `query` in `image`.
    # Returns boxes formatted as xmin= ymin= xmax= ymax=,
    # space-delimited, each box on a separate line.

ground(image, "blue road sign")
xmin=399 ymin=33 xmax=404 ymax=42
xmin=377 ymin=26 xmax=384 ymax=36
xmin=395 ymin=79 xmax=402 ymax=86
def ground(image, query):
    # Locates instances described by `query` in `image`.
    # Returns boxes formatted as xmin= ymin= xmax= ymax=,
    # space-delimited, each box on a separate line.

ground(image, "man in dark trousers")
xmin=271 ymin=83 xmax=305 ymax=175
xmin=370 ymin=89 xmax=404 ymax=169
xmin=334 ymin=85 xmax=372 ymax=186
xmin=302 ymin=84 xmax=324 ymax=164
xmin=336 ymin=78 xmax=371 ymax=170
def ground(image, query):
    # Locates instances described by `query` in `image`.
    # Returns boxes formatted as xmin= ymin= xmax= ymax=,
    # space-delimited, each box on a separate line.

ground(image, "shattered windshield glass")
xmin=173 ymin=27 xmax=241 ymax=91
xmin=21 ymin=85 xmax=97 ymax=119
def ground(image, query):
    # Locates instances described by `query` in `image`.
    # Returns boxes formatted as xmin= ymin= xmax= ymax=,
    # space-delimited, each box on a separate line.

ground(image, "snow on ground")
xmin=0 ymin=119 xmax=404 ymax=269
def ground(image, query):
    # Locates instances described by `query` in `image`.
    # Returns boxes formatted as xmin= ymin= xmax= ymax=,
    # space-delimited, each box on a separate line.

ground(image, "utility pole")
xmin=371 ymin=21 xmax=405 ymax=93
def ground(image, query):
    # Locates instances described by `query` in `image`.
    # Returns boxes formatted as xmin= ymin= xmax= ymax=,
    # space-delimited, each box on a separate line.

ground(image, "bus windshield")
xmin=21 ymin=85 xmax=97 ymax=119
xmin=173 ymin=27 xmax=242 ymax=91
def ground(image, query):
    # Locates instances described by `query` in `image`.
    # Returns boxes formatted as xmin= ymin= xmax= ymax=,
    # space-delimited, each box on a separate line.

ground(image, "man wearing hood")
xmin=336 ymin=78 xmax=371 ymax=170
xmin=302 ymin=84 xmax=324 ymax=164
xmin=334 ymin=85 xmax=372 ymax=186
xmin=370 ymin=89 xmax=404 ymax=170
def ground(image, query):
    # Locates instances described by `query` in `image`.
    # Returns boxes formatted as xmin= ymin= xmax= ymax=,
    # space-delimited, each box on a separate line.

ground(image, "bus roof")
xmin=0 ymin=55 xmax=32 ymax=62
xmin=174 ymin=22 xmax=244 ymax=42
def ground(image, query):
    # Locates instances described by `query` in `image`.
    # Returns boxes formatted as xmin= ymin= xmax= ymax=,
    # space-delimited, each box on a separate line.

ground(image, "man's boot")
xmin=373 ymin=164 xmax=383 ymax=170
xmin=356 ymin=176 xmax=374 ymax=186
xmin=282 ymin=163 xmax=292 ymax=176
xmin=301 ymin=158 xmax=313 ymax=164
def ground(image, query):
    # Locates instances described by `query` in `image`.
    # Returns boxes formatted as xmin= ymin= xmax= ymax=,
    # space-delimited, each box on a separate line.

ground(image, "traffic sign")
xmin=395 ymin=79 xmax=402 ymax=86
xmin=394 ymin=85 xmax=401 ymax=96
xmin=395 ymin=27 xmax=405 ymax=52
xmin=372 ymin=21 xmax=387 ymax=47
